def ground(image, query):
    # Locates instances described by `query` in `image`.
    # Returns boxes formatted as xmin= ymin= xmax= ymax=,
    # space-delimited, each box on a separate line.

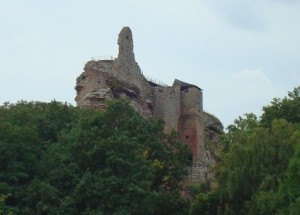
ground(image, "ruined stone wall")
xmin=188 ymin=161 xmax=212 ymax=182
xmin=179 ymin=87 xmax=204 ymax=161
xmin=113 ymin=60 xmax=152 ymax=97
xmin=74 ymin=26 xmax=217 ymax=182
xmin=152 ymin=85 xmax=181 ymax=132
xmin=179 ymin=87 xmax=214 ymax=182
xmin=75 ymin=60 xmax=114 ymax=110
xmin=112 ymin=27 xmax=152 ymax=99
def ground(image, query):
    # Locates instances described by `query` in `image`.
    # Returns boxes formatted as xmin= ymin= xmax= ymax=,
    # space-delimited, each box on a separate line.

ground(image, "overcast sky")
xmin=1 ymin=0 xmax=300 ymax=127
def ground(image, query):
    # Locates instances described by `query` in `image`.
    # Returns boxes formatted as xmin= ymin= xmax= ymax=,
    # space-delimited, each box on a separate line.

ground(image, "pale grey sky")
xmin=1 ymin=0 xmax=300 ymax=127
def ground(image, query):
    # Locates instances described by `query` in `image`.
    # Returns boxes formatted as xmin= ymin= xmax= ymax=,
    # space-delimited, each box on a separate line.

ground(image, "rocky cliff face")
xmin=75 ymin=27 xmax=223 ymax=182
xmin=203 ymin=112 xmax=224 ymax=163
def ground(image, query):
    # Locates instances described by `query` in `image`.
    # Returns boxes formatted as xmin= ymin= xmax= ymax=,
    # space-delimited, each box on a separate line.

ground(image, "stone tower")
xmin=75 ymin=27 xmax=213 ymax=182
xmin=113 ymin=27 xmax=144 ymax=94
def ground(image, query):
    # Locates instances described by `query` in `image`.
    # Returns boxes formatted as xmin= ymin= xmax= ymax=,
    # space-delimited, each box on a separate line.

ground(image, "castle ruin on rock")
xmin=75 ymin=27 xmax=214 ymax=182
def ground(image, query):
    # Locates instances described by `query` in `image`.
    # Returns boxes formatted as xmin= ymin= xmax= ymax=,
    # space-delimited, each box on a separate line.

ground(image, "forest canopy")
xmin=190 ymin=86 xmax=300 ymax=215
xmin=0 ymin=100 xmax=191 ymax=215
xmin=1 ymin=86 xmax=300 ymax=215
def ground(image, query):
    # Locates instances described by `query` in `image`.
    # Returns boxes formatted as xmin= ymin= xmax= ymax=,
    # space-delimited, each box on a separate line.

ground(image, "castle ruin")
xmin=75 ymin=27 xmax=215 ymax=182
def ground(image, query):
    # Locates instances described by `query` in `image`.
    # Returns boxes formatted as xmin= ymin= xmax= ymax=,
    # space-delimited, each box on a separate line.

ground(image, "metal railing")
xmin=144 ymin=74 xmax=168 ymax=87
xmin=91 ymin=56 xmax=115 ymax=61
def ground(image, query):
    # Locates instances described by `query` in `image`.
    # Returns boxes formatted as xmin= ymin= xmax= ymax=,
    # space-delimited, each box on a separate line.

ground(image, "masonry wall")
xmin=152 ymin=85 xmax=181 ymax=132
xmin=112 ymin=27 xmax=152 ymax=98
xmin=113 ymin=61 xmax=152 ymax=96
xmin=179 ymin=87 xmax=203 ymax=161
xmin=188 ymin=161 xmax=211 ymax=182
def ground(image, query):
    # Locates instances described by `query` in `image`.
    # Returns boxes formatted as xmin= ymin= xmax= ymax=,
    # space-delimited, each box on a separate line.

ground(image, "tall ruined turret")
xmin=75 ymin=27 xmax=217 ymax=182
xmin=112 ymin=27 xmax=151 ymax=98
xmin=117 ymin=27 xmax=135 ymax=62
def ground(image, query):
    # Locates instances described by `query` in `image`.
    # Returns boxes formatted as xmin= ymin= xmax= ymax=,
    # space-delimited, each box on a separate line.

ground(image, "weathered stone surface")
xmin=112 ymin=27 xmax=151 ymax=99
xmin=117 ymin=27 xmax=135 ymax=62
xmin=75 ymin=27 xmax=222 ymax=182
xmin=203 ymin=112 xmax=224 ymax=163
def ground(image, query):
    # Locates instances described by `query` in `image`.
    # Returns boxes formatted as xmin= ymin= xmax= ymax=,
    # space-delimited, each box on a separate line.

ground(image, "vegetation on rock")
xmin=109 ymin=78 xmax=140 ymax=98
xmin=203 ymin=111 xmax=224 ymax=163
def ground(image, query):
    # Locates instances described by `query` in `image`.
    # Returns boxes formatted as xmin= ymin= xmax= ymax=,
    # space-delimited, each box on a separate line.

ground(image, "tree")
xmin=261 ymin=86 xmax=300 ymax=127
xmin=255 ymin=130 xmax=300 ymax=215
xmin=0 ymin=101 xmax=77 ymax=214
xmin=191 ymin=86 xmax=300 ymax=215
xmin=0 ymin=100 xmax=192 ymax=214
xmin=42 ymin=100 xmax=191 ymax=214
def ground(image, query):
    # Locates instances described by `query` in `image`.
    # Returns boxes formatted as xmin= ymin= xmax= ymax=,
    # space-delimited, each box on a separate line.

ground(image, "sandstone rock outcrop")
xmin=75 ymin=27 xmax=223 ymax=182
xmin=203 ymin=112 xmax=224 ymax=163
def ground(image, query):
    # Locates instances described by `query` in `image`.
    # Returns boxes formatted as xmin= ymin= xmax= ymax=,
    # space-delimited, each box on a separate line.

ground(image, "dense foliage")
xmin=0 ymin=100 xmax=191 ymax=215
xmin=190 ymin=86 xmax=300 ymax=215
xmin=2 ymin=86 xmax=300 ymax=215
